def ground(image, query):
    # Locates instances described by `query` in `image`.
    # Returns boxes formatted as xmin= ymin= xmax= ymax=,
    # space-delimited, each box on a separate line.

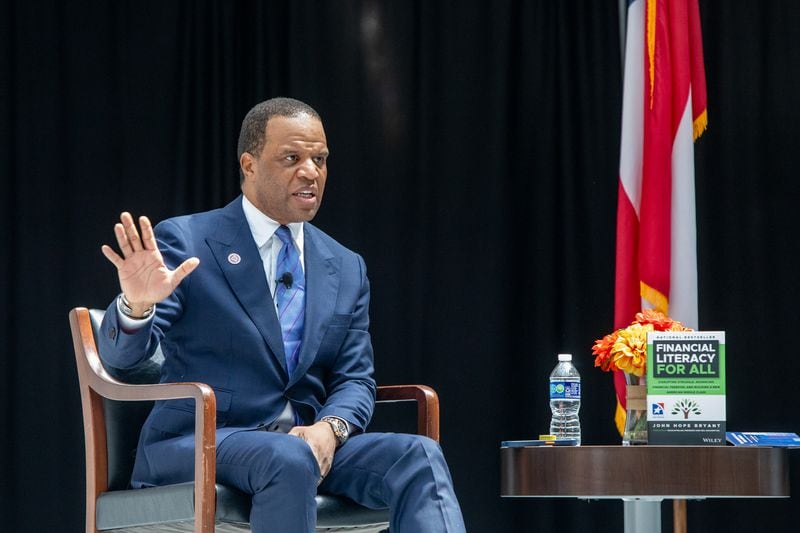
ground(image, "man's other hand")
xmin=289 ymin=421 xmax=337 ymax=480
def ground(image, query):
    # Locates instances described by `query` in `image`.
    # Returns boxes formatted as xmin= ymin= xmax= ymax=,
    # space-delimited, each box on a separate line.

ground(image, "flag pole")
xmin=616 ymin=1 xmax=687 ymax=531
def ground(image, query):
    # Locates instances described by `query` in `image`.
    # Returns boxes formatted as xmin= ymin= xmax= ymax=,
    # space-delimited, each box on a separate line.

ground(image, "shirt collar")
xmin=241 ymin=195 xmax=304 ymax=249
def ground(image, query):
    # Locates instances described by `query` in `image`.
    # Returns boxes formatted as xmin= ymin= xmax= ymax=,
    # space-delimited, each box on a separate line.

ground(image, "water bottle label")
xmin=550 ymin=381 xmax=581 ymax=399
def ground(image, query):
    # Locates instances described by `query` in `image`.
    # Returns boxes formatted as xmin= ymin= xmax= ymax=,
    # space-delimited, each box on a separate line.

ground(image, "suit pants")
xmin=216 ymin=430 xmax=466 ymax=533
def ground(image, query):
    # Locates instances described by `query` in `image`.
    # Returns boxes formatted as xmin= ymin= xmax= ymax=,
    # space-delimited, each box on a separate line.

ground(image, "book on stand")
xmin=646 ymin=331 xmax=726 ymax=445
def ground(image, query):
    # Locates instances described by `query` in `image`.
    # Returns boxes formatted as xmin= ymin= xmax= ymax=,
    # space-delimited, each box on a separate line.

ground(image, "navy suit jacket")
xmin=98 ymin=196 xmax=377 ymax=487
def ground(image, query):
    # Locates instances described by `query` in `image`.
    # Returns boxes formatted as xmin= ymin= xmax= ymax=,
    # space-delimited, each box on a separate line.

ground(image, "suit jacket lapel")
xmin=205 ymin=197 xmax=288 ymax=375
xmin=290 ymin=225 xmax=340 ymax=386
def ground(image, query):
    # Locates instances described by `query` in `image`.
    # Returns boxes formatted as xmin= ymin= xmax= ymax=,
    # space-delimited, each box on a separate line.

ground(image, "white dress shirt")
xmin=241 ymin=194 xmax=305 ymax=299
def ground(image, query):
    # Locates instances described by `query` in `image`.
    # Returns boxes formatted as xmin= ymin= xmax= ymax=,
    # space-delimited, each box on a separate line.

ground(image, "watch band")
xmin=118 ymin=293 xmax=155 ymax=320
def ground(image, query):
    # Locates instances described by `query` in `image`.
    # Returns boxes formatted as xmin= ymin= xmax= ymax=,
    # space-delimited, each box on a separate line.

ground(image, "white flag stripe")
xmin=670 ymin=89 xmax=699 ymax=329
xmin=618 ymin=0 xmax=645 ymax=217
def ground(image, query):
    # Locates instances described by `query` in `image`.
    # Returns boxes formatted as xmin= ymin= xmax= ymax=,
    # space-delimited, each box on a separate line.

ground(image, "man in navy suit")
xmin=98 ymin=97 xmax=466 ymax=532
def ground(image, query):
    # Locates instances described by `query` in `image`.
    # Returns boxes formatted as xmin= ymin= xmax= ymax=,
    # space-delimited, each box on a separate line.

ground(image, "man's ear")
xmin=240 ymin=152 xmax=255 ymax=181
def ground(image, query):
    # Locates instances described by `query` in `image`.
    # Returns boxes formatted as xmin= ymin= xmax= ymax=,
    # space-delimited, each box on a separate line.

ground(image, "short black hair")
xmin=237 ymin=97 xmax=321 ymax=183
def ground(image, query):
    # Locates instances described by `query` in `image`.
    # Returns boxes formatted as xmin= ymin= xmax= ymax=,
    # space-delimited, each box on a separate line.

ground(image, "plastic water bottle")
xmin=549 ymin=353 xmax=581 ymax=445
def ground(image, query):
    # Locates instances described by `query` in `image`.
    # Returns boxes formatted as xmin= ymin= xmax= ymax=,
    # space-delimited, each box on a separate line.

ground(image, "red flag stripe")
xmin=613 ymin=0 xmax=706 ymax=434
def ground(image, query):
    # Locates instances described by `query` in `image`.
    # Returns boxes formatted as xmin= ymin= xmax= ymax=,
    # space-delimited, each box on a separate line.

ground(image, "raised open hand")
xmin=101 ymin=212 xmax=199 ymax=316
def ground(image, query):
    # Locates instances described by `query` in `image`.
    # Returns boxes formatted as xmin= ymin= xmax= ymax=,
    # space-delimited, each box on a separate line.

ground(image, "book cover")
xmin=646 ymin=331 xmax=726 ymax=445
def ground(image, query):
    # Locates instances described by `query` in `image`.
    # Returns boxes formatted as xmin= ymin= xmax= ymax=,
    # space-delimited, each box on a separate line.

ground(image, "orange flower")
xmin=591 ymin=310 xmax=693 ymax=375
xmin=610 ymin=323 xmax=652 ymax=377
xmin=668 ymin=321 xmax=692 ymax=332
xmin=592 ymin=332 xmax=619 ymax=371
xmin=634 ymin=309 xmax=673 ymax=330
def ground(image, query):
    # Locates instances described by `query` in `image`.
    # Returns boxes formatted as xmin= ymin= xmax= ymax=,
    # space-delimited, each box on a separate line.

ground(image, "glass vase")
xmin=622 ymin=373 xmax=648 ymax=445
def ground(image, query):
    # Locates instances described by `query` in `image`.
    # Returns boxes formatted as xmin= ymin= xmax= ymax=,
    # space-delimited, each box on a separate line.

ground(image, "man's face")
xmin=241 ymin=114 xmax=329 ymax=224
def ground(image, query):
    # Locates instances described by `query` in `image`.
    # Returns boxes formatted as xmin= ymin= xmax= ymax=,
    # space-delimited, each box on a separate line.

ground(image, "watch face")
xmin=323 ymin=417 xmax=348 ymax=444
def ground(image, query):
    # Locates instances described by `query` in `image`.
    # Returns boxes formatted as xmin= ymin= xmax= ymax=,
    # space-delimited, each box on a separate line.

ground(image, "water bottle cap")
xmin=557 ymin=353 xmax=572 ymax=362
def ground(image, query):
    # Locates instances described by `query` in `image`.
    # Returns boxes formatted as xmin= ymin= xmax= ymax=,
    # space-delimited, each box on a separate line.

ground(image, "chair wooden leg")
xmin=673 ymin=499 xmax=687 ymax=533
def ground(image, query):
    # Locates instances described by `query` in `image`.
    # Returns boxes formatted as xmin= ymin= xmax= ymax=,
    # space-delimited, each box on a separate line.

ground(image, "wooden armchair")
xmin=69 ymin=307 xmax=440 ymax=533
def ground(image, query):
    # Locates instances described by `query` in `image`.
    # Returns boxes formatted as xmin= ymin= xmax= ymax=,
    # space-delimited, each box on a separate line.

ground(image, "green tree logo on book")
xmin=672 ymin=399 xmax=702 ymax=419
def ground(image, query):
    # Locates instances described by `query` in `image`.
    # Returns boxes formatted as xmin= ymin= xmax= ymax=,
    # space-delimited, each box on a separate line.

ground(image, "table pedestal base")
xmin=623 ymin=499 xmax=661 ymax=533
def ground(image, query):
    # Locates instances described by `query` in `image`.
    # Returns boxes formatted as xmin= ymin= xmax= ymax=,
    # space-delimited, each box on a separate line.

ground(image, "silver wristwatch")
xmin=118 ymin=293 xmax=155 ymax=320
xmin=321 ymin=416 xmax=350 ymax=446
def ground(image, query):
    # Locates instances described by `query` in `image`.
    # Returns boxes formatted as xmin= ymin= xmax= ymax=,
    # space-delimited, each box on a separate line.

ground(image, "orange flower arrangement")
xmin=592 ymin=310 xmax=692 ymax=377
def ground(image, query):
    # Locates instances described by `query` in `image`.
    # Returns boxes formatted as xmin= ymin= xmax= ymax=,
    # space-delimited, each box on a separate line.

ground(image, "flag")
xmin=613 ymin=0 xmax=707 ymax=433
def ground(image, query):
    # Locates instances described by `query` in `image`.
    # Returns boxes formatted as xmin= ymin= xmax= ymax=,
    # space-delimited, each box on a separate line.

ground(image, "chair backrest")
xmin=87 ymin=309 xmax=164 ymax=490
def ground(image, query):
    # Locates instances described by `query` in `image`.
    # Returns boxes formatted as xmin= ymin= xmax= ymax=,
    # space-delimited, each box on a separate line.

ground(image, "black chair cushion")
xmin=96 ymin=482 xmax=388 ymax=531
xmin=96 ymin=482 xmax=232 ymax=530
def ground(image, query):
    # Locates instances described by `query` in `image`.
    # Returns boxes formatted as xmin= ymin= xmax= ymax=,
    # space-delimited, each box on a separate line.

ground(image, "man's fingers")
xmin=113 ymin=212 xmax=157 ymax=257
xmin=139 ymin=216 xmax=158 ymax=250
xmin=319 ymin=456 xmax=332 ymax=478
xmin=113 ymin=223 xmax=134 ymax=257
xmin=101 ymin=245 xmax=124 ymax=269
xmin=121 ymin=212 xmax=143 ymax=252
xmin=172 ymin=257 xmax=200 ymax=286
xmin=288 ymin=426 xmax=308 ymax=440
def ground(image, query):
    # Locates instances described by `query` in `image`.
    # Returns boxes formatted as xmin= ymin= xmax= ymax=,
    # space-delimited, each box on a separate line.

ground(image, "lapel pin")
xmin=227 ymin=252 xmax=242 ymax=265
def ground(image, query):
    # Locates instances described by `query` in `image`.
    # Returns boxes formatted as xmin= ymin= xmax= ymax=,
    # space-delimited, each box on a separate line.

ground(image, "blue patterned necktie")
xmin=274 ymin=225 xmax=305 ymax=377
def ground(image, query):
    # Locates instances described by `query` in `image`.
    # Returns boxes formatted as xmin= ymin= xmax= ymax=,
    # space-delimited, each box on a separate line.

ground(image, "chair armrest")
xmin=376 ymin=385 xmax=440 ymax=442
xmin=69 ymin=307 xmax=216 ymax=533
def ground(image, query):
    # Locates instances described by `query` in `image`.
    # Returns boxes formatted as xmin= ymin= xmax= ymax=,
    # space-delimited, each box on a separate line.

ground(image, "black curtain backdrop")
xmin=2 ymin=1 xmax=799 ymax=531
